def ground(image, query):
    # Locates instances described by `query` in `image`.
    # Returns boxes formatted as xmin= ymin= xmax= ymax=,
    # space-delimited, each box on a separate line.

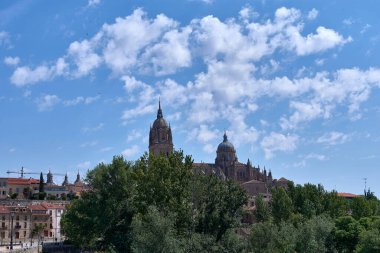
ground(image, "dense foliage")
xmin=61 ymin=151 xmax=380 ymax=252
xmin=250 ymin=183 xmax=380 ymax=253
xmin=61 ymin=151 xmax=247 ymax=252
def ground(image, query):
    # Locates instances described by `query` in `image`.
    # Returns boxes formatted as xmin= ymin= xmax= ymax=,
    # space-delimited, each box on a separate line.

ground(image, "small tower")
xmin=215 ymin=132 xmax=237 ymax=179
xmin=149 ymin=100 xmax=173 ymax=156
xmin=62 ymin=173 xmax=69 ymax=186
xmin=74 ymin=171 xmax=81 ymax=185
xmin=46 ymin=170 xmax=54 ymax=185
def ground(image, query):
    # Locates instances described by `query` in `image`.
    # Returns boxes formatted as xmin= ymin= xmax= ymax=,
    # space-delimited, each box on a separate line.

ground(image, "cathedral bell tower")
xmin=149 ymin=100 xmax=173 ymax=156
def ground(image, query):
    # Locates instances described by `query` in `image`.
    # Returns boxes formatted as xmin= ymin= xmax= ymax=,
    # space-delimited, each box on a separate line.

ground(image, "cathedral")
xmin=148 ymin=101 xmax=288 ymax=196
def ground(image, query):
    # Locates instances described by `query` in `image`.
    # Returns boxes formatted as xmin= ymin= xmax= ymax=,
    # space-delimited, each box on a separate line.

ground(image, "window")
xmin=1 ymin=222 xmax=5 ymax=228
xmin=24 ymin=222 xmax=27 ymax=228
xmin=23 ymin=231 xmax=26 ymax=237
xmin=24 ymin=216 xmax=27 ymax=221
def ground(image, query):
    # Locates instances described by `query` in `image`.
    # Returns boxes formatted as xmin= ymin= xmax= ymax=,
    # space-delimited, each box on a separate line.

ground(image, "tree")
xmin=131 ymin=206 xmax=182 ymax=253
xmin=32 ymin=223 xmax=46 ymax=253
xmin=61 ymin=156 xmax=135 ymax=252
xmin=39 ymin=172 xmax=44 ymax=193
xmin=254 ymin=194 xmax=271 ymax=222
xmin=271 ymin=187 xmax=293 ymax=224
xmin=191 ymin=174 xmax=247 ymax=241
xmin=250 ymin=221 xmax=297 ymax=253
xmin=61 ymin=151 xmax=248 ymax=252
xmin=351 ymin=196 xmax=373 ymax=219
xmin=332 ymin=216 xmax=364 ymax=252
xmin=295 ymin=215 xmax=335 ymax=253
xmin=364 ymin=189 xmax=378 ymax=201
xmin=355 ymin=219 xmax=380 ymax=253
xmin=38 ymin=172 xmax=45 ymax=200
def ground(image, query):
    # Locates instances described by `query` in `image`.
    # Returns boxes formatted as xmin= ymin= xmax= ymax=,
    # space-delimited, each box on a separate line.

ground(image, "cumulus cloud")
xmin=36 ymin=94 xmax=60 ymax=111
xmin=261 ymin=132 xmax=298 ymax=159
xmin=4 ymin=56 xmax=20 ymax=66
xmin=10 ymin=58 xmax=68 ymax=86
xmin=307 ymin=8 xmax=319 ymax=20
xmin=10 ymin=7 xmax=350 ymax=87
xmin=6 ymin=7 xmax=377 ymax=159
xmin=68 ymin=39 xmax=102 ymax=77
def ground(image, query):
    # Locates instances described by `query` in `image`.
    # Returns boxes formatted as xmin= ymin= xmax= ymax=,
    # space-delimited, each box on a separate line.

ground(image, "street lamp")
xmin=10 ymin=211 xmax=14 ymax=251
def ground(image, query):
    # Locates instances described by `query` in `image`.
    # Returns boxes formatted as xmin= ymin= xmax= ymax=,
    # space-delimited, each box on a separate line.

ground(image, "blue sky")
xmin=0 ymin=0 xmax=379 ymax=196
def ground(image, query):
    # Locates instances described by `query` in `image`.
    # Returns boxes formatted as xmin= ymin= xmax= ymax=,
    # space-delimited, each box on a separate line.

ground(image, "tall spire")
xmin=223 ymin=131 xmax=228 ymax=142
xmin=157 ymin=98 xmax=163 ymax=119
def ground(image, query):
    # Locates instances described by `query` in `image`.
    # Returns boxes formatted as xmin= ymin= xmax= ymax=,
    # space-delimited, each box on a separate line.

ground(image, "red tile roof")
xmin=7 ymin=178 xmax=40 ymax=185
xmin=41 ymin=202 xmax=65 ymax=209
xmin=28 ymin=205 xmax=46 ymax=211
xmin=338 ymin=192 xmax=359 ymax=198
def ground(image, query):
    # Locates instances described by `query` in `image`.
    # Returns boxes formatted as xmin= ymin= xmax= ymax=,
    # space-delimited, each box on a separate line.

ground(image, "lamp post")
xmin=10 ymin=211 xmax=14 ymax=251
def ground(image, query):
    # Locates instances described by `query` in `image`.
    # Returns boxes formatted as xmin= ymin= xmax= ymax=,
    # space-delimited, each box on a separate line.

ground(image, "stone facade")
xmin=148 ymin=101 xmax=288 ymax=196
xmin=0 ymin=201 xmax=67 ymax=246
xmin=149 ymin=101 xmax=173 ymax=156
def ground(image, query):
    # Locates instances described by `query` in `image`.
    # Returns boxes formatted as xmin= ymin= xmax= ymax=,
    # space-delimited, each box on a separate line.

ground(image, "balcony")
xmin=0 ymin=226 xmax=7 ymax=230
xmin=15 ymin=225 xmax=22 ymax=229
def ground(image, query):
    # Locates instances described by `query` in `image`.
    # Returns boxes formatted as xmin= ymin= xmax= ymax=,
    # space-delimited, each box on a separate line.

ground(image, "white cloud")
xmin=0 ymin=31 xmax=11 ymax=48
xmin=10 ymin=7 xmax=349 ymax=87
xmin=122 ymin=145 xmax=139 ymax=157
xmin=342 ymin=18 xmax=354 ymax=26
xmin=68 ymin=39 xmax=102 ymax=77
xmin=158 ymin=79 xmax=188 ymax=106
xmin=360 ymin=24 xmax=371 ymax=34
xmin=290 ymin=26 xmax=351 ymax=56
xmin=127 ymin=129 xmax=142 ymax=142
xmin=88 ymin=0 xmax=100 ymax=7
xmin=305 ymin=153 xmax=327 ymax=161
xmin=10 ymin=58 xmax=68 ymax=86
xmin=63 ymin=95 xmax=100 ymax=106
xmin=4 ymin=56 xmax=20 ymax=66
xmin=261 ymin=132 xmax=298 ymax=159
xmin=307 ymin=8 xmax=319 ymax=20
xmin=190 ymin=124 xmax=219 ymax=143
xmin=122 ymin=75 xmax=147 ymax=92
xmin=203 ymin=144 xmax=215 ymax=153
xmin=102 ymin=9 xmax=178 ymax=74
xmin=77 ymin=161 xmax=91 ymax=169
xmin=36 ymin=94 xmax=60 ymax=111
xmin=239 ymin=6 xmax=259 ymax=22
xmin=122 ymin=104 xmax=155 ymax=121
xmin=317 ymin=131 xmax=348 ymax=145
xmin=142 ymin=27 xmax=192 ymax=75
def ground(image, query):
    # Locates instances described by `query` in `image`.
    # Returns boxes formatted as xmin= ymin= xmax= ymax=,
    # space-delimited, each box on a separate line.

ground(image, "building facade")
xmin=0 ymin=201 xmax=67 ymax=246
xmin=149 ymin=100 xmax=173 ymax=156
xmin=148 ymin=101 xmax=288 ymax=196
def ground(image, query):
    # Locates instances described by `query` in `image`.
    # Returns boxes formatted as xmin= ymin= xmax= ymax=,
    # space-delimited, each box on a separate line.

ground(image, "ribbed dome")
xmin=153 ymin=117 xmax=168 ymax=128
xmin=217 ymin=132 xmax=235 ymax=152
